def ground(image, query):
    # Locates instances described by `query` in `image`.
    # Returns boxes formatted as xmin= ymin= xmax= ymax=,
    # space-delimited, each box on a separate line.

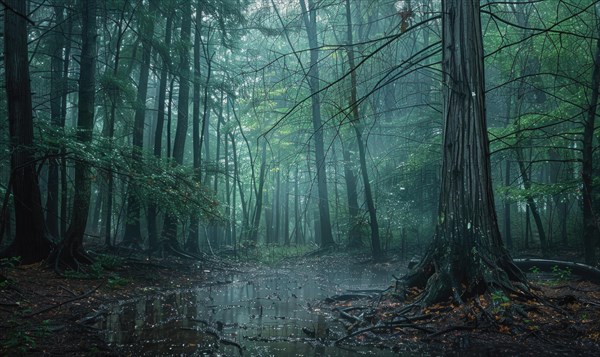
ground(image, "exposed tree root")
xmin=47 ymin=242 xmax=95 ymax=274
xmin=403 ymin=241 xmax=531 ymax=306
xmin=318 ymin=261 xmax=600 ymax=355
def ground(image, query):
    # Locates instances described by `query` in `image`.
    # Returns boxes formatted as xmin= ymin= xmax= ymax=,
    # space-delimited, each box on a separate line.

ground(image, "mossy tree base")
xmin=404 ymin=237 xmax=528 ymax=306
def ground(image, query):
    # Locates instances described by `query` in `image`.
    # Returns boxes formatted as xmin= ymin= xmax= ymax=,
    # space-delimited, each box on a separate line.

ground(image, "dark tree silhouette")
xmin=345 ymin=0 xmax=381 ymax=260
xmin=122 ymin=3 xmax=156 ymax=248
xmin=49 ymin=0 xmax=98 ymax=270
xmin=582 ymin=28 xmax=600 ymax=265
xmin=404 ymin=1 xmax=526 ymax=304
xmin=299 ymin=0 xmax=335 ymax=248
xmin=1 ymin=0 xmax=53 ymax=264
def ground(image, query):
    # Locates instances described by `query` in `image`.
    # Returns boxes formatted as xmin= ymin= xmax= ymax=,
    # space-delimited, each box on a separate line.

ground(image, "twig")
xmin=26 ymin=281 xmax=104 ymax=317
xmin=335 ymin=322 xmax=433 ymax=345
xmin=389 ymin=322 xmax=434 ymax=333
xmin=334 ymin=324 xmax=384 ymax=345
xmin=59 ymin=285 xmax=77 ymax=296
xmin=335 ymin=307 xmax=365 ymax=324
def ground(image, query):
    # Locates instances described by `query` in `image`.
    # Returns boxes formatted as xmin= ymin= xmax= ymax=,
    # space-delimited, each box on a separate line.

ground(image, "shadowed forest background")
xmin=1 ymin=0 xmax=600 ymax=355
xmin=2 ymin=0 xmax=597 ymax=265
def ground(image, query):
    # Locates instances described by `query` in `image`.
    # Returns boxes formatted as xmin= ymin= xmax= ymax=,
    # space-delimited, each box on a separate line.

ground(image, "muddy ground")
xmin=1 ymin=248 xmax=599 ymax=356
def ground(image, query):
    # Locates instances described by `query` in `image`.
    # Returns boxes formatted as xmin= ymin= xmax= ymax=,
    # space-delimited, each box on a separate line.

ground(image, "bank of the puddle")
xmin=98 ymin=261 xmax=404 ymax=356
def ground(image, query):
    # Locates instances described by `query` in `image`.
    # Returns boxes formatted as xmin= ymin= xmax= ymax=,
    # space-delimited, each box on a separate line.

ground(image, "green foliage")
xmin=551 ymin=265 xmax=572 ymax=282
xmin=94 ymin=253 xmax=123 ymax=270
xmin=64 ymin=262 xmax=104 ymax=280
xmin=1 ymin=319 xmax=52 ymax=355
xmin=63 ymin=257 xmax=129 ymax=288
xmin=98 ymin=72 xmax=137 ymax=105
xmin=35 ymin=122 xmax=222 ymax=222
xmin=528 ymin=266 xmax=541 ymax=274
xmin=0 ymin=256 xmax=20 ymax=269
xmin=498 ymin=180 xmax=580 ymax=202
xmin=2 ymin=330 xmax=37 ymax=354
xmin=107 ymin=274 xmax=130 ymax=288
xmin=491 ymin=290 xmax=511 ymax=314
xmin=0 ymin=257 xmax=20 ymax=290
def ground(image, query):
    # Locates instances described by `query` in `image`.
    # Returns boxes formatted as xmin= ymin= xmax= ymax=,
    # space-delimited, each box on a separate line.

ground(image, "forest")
xmin=1 ymin=0 xmax=600 ymax=355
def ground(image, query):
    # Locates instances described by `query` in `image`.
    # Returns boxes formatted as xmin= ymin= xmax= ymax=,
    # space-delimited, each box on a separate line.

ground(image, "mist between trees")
xmin=0 ymin=0 xmax=598 ymax=273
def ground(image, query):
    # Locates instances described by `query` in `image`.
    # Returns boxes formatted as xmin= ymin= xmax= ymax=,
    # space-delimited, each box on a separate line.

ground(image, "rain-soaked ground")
xmin=98 ymin=259 xmax=405 ymax=356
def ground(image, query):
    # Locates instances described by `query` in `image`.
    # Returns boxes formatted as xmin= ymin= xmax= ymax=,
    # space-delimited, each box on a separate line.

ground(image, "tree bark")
xmin=341 ymin=141 xmax=361 ymax=248
xmin=249 ymin=140 xmax=268 ymax=242
xmin=299 ymin=0 xmax=335 ymax=247
xmin=582 ymin=30 xmax=600 ymax=265
xmin=515 ymin=145 xmax=549 ymax=257
xmin=147 ymin=6 xmax=173 ymax=250
xmin=122 ymin=4 xmax=156 ymax=248
xmin=51 ymin=0 xmax=98 ymax=270
xmin=45 ymin=2 xmax=65 ymax=240
xmin=162 ymin=0 xmax=192 ymax=249
xmin=345 ymin=0 xmax=381 ymax=260
xmin=2 ymin=0 xmax=53 ymax=264
xmin=186 ymin=2 xmax=203 ymax=255
xmin=404 ymin=0 xmax=525 ymax=305
xmin=101 ymin=2 xmax=129 ymax=247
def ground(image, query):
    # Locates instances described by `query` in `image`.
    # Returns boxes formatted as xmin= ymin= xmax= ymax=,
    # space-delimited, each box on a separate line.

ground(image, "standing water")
xmin=99 ymin=260 xmax=405 ymax=356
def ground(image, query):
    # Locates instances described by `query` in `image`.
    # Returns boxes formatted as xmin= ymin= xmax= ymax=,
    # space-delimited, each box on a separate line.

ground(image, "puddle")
xmin=98 ymin=263 xmax=404 ymax=356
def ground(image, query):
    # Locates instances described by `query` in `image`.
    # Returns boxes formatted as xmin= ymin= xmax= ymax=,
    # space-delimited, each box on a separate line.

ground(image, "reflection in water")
xmin=100 ymin=264 xmax=402 ymax=356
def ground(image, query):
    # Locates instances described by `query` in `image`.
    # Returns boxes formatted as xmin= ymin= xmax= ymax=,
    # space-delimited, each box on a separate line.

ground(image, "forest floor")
xmin=0 ymin=246 xmax=599 ymax=356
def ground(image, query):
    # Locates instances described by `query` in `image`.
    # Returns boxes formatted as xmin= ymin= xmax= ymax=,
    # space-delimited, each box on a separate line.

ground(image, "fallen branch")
xmin=334 ymin=324 xmax=384 ymax=345
xmin=325 ymin=293 xmax=372 ymax=303
xmin=335 ymin=321 xmax=434 ymax=345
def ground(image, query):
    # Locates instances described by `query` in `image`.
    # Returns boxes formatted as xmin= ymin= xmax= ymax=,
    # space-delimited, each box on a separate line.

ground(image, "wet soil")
xmin=1 ymin=249 xmax=600 ymax=356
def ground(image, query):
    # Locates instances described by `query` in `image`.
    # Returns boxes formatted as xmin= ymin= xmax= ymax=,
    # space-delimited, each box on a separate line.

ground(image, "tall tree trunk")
xmin=162 ymin=0 xmax=192 ymax=249
xmin=229 ymin=131 xmax=248 ymax=242
xmin=2 ymin=0 xmax=53 ymax=263
xmin=503 ymin=159 xmax=513 ymax=250
xmin=345 ymin=0 xmax=381 ymax=260
xmin=299 ymin=0 xmax=334 ymax=247
xmin=515 ymin=145 xmax=548 ymax=256
xmin=102 ymin=3 xmax=129 ymax=247
xmin=294 ymin=166 xmax=303 ymax=244
xmin=249 ymin=140 xmax=268 ymax=242
xmin=284 ymin=171 xmax=290 ymax=246
xmin=46 ymin=2 xmax=65 ymax=240
xmin=224 ymin=131 xmax=232 ymax=245
xmin=51 ymin=0 xmax=98 ymax=270
xmin=342 ymin=143 xmax=361 ymax=248
xmin=60 ymin=8 xmax=73 ymax=239
xmin=122 ymin=5 xmax=155 ymax=248
xmin=186 ymin=4 xmax=202 ymax=254
xmin=405 ymin=0 xmax=525 ymax=305
xmin=147 ymin=8 xmax=173 ymax=250
xmin=582 ymin=30 xmax=600 ymax=265
xmin=274 ymin=163 xmax=281 ymax=244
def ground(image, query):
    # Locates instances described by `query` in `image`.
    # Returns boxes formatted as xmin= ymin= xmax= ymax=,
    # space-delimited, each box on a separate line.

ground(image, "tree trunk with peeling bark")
xmin=404 ymin=1 xmax=526 ymax=304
